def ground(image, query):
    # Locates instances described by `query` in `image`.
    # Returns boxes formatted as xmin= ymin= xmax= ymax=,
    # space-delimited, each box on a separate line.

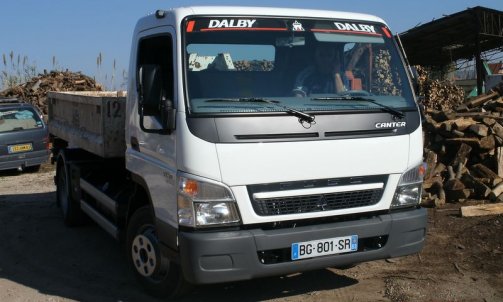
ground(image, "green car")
xmin=0 ymin=98 xmax=50 ymax=172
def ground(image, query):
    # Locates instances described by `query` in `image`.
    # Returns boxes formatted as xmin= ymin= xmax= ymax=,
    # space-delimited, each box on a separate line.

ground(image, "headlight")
xmin=177 ymin=174 xmax=240 ymax=227
xmin=391 ymin=164 xmax=425 ymax=209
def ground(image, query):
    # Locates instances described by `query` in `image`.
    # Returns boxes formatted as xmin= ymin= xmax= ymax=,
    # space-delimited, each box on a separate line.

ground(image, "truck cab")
xmin=52 ymin=6 xmax=426 ymax=298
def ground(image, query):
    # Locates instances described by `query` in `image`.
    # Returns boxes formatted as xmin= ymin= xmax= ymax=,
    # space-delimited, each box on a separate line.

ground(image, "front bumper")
xmin=179 ymin=207 xmax=427 ymax=284
xmin=0 ymin=150 xmax=49 ymax=171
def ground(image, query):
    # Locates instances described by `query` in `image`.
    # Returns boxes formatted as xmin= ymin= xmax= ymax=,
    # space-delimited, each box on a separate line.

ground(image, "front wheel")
xmin=126 ymin=206 xmax=191 ymax=298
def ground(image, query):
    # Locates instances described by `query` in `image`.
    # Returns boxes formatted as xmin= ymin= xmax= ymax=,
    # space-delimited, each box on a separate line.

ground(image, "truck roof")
xmin=134 ymin=6 xmax=388 ymax=32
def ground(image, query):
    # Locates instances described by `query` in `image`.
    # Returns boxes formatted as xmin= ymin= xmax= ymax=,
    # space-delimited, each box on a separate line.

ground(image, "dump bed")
xmin=48 ymin=91 xmax=126 ymax=158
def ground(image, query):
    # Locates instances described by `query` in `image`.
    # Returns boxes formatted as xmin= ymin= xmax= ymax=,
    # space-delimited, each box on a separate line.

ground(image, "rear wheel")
xmin=126 ymin=206 xmax=191 ymax=298
xmin=56 ymin=154 xmax=85 ymax=226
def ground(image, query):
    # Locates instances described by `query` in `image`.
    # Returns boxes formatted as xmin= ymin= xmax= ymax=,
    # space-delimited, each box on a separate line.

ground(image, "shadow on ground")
xmin=0 ymin=192 xmax=358 ymax=302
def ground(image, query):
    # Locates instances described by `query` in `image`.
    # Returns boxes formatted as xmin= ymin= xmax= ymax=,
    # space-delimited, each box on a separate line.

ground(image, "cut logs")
xmin=423 ymin=81 xmax=503 ymax=206
xmin=0 ymin=70 xmax=102 ymax=114
xmin=416 ymin=66 xmax=465 ymax=112
xmin=461 ymin=203 xmax=503 ymax=217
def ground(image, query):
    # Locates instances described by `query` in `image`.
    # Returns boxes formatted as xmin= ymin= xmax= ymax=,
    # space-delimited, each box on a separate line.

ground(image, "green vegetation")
xmin=1 ymin=51 xmax=38 ymax=90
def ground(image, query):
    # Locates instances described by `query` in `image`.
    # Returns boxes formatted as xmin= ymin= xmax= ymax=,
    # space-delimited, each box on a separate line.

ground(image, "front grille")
xmin=253 ymin=188 xmax=383 ymax=216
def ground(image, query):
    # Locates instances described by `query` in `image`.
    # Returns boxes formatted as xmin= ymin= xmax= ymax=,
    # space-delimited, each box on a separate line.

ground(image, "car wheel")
xmin=127 ymin=206 xmax=191 ymax=298
xmin=56 ymin=156 xmax=85 ymax=226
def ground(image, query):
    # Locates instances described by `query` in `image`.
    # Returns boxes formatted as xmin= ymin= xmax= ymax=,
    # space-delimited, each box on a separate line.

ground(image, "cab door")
xmin=126 ymin=26 xmax=178 ymax=240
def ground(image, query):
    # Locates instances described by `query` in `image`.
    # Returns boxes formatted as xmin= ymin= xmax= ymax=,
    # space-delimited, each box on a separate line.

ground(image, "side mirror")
xmin=408 ymin=66 xmax=421 ymax=96
xmin=404 ymin=66 xmax=425 ymax=121
xmin=416 ymin=95 xmax=426 ymax=122
xmin=138 ymin=64 xmax=176 ymax=134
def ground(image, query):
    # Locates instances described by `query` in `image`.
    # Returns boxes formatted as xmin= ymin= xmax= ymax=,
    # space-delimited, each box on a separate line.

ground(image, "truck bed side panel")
xmin=48 ymin=91 xmax=126 ymax=158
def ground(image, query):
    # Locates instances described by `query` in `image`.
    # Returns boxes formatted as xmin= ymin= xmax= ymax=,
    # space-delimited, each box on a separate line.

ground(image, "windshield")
xmin=184 ymin=17 xmax=415 ymax=115
xmin=0 ymin=107 xmax=44 ymax=133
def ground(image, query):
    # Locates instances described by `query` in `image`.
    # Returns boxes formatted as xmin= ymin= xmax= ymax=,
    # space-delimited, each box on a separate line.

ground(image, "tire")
xmin=56 ymin=155 xmax=85 ymax=226
xmin=126 ymin=206 xmax=191 ymax=298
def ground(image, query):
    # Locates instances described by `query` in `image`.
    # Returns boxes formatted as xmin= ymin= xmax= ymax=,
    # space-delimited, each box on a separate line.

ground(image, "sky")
xmin=1 ymin=0 xmax=502 ymax=89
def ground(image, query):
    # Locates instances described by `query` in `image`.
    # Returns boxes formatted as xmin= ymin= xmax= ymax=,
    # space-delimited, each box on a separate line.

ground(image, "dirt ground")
xmin=0 ymin=163 xmax=502 ymax=302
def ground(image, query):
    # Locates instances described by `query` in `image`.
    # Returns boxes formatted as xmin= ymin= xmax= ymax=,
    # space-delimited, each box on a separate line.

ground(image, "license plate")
xmin=291 ymin=235 xmax=358 ymax=260
xmin=8 ymin=143 xmax=33 ymax=154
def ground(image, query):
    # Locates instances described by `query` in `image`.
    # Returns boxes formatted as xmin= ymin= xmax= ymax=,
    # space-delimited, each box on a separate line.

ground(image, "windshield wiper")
xmin=205 ymin=98 xmax=315 ymax=124
xmin=311 ymin=96 xmax=405 ymax=119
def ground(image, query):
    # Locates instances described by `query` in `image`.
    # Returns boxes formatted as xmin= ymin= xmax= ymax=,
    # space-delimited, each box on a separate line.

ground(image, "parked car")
xmin=0 ymin=98 xmax=50 ymax=172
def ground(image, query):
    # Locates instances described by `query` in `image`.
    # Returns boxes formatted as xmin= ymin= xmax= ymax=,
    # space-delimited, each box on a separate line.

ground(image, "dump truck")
xmin=49 ymin=6 xmax=427 ymax=298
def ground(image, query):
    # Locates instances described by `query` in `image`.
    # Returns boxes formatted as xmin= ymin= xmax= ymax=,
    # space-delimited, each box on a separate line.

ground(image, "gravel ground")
xmin=0 ymin=163 xmax=502 ymax=302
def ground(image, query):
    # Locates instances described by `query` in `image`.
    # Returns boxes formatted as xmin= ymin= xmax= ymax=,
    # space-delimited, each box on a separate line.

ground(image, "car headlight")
xmin=177 ymin=173 xmax=240 ymax=227
xmin=391 ymin=163 xmax=426 ymax=209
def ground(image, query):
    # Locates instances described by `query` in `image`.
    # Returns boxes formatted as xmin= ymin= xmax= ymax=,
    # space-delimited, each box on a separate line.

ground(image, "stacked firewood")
xmin=234 ymin=60 xmax=274 ymax=71
xmin=423 ymin=82 xmax=503 ymax=206
xmin=416 ymin=66 xmax=465 ymax=111
xmin=0 ymin=70 xmax=102 ymax=114
xmin=372 ymin=50 xmax=402 ymax=96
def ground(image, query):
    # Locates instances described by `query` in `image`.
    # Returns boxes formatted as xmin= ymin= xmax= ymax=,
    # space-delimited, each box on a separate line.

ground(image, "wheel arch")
xmin=128 ymin=172 xmax=179 ymax=256
xmin=128 ymin=173 xmax=156 ymax=224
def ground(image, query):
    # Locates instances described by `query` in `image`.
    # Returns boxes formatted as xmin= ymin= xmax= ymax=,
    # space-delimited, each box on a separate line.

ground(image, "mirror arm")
xmin=162 ymin=98 xmax=176 ymax=131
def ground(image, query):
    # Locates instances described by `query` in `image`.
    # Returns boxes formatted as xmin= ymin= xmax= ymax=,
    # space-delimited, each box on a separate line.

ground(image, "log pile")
xmin=0 ymin=70 xmax=102 ymax=114
xmin=423 ymin=82 xmax=503 ymax=207
xmin=372 ymin=49 xmax=402 ymax=96
xmin=416 ymin=66 xmax=465 ymax=111
xmin=234 ymin=60 xmax=274 ymax=71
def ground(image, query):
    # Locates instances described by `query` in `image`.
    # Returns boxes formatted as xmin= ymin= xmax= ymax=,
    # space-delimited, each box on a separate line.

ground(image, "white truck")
xmin=48 ymin=6 xmax=427 ymax=298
